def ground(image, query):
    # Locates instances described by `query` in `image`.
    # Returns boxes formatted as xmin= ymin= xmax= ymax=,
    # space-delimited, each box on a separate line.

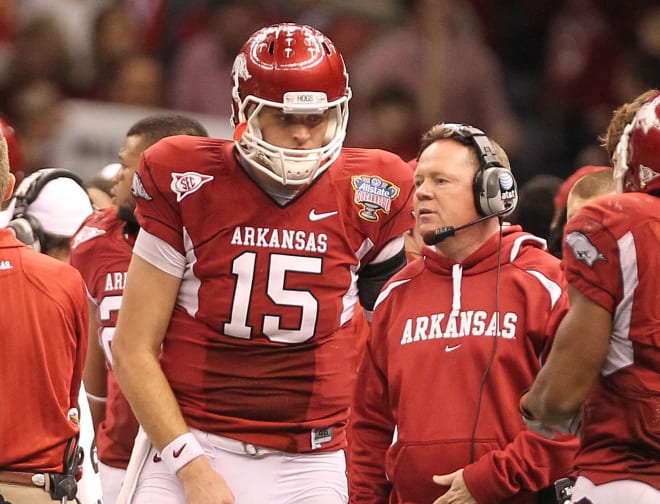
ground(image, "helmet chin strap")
xmin=233 ymin=122 xmax=247 ymax=141
xmin=241 ymin=148 xmax=316 ymax=188
xmin=254 ymin=148 xmax=319 ymax=185
xmin=276 ymin=155 xmax=319 ymax=185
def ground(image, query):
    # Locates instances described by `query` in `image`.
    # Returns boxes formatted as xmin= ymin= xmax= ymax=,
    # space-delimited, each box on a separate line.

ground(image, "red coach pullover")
xmin=349 ymin=226 xmax=579 ymax=503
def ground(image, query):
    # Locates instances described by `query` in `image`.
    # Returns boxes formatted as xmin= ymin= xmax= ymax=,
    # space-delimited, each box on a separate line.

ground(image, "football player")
xmin=522 ymin=92 xmax=660 ymax=502
xmin=111 ymin=23 xmax=414 ymax=503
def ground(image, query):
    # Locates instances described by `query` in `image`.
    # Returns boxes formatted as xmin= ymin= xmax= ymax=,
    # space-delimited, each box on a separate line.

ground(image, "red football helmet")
xmin=614 ymin=93 xmax=660 ymax=194
xmin=231 ymin=23 xmax=351 ymax=185
xmin=0 ymin=115 xmax=24 ymax=183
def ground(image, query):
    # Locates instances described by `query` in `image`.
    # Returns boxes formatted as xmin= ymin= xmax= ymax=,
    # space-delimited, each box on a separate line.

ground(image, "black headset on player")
xmin=7 ymin=168 xmax=87 ymax=253
xmin=423 ymin=124 xmax=519 ymax=245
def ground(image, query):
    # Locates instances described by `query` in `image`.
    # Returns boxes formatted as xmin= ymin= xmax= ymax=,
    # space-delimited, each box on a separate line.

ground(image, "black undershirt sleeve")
xmin=357 ymin=247 xmax=407 ymax=311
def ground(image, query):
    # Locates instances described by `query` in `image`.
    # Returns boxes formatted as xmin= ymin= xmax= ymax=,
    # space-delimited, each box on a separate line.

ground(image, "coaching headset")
xmin=423 ymin=124 xmax=519 ymax=245
xmin=7 ymin=168 xmax=87 ymax=253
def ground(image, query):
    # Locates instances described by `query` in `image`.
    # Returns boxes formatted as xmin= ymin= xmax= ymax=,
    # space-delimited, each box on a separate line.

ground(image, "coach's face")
xmin=413 ymin=139 xmax=479 ymax=241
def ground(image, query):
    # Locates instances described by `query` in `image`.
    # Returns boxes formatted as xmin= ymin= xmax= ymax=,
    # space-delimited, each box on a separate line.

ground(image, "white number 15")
xmin=223 ymin=252 xmax=322 ymax=344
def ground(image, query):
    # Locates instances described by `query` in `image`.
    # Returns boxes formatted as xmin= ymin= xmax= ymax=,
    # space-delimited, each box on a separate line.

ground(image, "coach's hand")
xmin=432 ymin=469 xmax=477 ymax=504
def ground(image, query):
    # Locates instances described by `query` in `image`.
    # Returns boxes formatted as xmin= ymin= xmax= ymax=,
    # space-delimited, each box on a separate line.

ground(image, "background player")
xmin=111 ymin=23 xmax=414 ymax=504
xmin=522 ymin=92 xmax=660 ymax=503
xmin=70 ymin=113 xmax=208 ymax=504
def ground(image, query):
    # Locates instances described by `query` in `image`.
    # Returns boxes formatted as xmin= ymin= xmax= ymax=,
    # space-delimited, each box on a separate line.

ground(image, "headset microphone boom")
xmin=422 ymin=207 xmax=512 ymax=246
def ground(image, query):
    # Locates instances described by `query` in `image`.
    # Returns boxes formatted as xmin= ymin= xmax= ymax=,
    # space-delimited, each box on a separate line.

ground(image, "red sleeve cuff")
xmin=463 ymin=456 xmax=513 ymax=504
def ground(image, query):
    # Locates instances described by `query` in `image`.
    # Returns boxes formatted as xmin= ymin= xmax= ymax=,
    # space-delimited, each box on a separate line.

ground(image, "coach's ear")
xmin=3 ymin=173 xmax=15 ymax=202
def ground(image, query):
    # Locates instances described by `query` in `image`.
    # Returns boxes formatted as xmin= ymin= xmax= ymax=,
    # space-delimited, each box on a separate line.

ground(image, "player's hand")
xmin=519 ymin=392 xmax=582 ymax=439
xmin=178 ymin=456 xmax=235 ymax=504
xmin=521 ymin=414 xmax=559 ymax=439
xmin=432 ymin=468 xmax=477 ymax=504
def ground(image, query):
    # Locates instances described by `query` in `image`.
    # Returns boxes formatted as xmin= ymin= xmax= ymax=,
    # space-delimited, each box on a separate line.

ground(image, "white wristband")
xmin=159 ymin=432 xmax=205 ymax=474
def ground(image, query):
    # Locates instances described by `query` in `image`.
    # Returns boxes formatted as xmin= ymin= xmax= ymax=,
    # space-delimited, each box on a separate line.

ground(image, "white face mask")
xmin=233 ymin=92 xmax=350 ymax=186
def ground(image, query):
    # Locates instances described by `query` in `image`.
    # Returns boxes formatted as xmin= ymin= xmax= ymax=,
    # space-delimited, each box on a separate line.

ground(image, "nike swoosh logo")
xmin=173 ymin=443 xmax=187 ymax=458
xmin=309 ymin=209 xmax=338 ymax=222
xmin=445 ymin=344 xmax=461 ymax=352
xmin=153 ymin=453 xmax=162 ymax=463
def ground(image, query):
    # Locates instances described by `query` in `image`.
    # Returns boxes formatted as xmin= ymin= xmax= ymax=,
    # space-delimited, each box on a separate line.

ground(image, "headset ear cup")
xmin=7 ymin=168 xmax=87 ymax=254
xmin=473 ymin=168 xmax=487 ymax=216
xmin=475 ymin=167 xmax=518 ymax=216
xmin=7 ymin=216 xmax=42 ymax=253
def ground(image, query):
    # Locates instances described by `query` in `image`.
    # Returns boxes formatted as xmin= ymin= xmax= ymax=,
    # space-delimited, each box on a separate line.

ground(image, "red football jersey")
xmin=0 ymin=229 xmax=88 ymax=472
xmin=133 ymin=137 xmax=415 ymax=452
xmin=562 ymin=192 xmax=660 ymax=488
xmin=70 ymin=206 xmax=139 ymax=468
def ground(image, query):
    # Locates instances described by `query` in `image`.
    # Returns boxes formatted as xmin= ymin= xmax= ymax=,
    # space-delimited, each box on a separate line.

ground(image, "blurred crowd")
xmin=1 ymin=0 xmax=659 ymax=184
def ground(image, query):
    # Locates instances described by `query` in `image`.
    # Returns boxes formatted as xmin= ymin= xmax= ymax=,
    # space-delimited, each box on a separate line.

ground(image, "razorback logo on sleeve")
xmin=132 ymin=173 xmax=153 ymax=201
xmin=71 ymin=226 xmax=106 ymax=249
xmin=171 ymin=172 xmax=214 ymax=202
xmin=566 ymin=231 xmax=607 ymax=267
xmin=351 ymin=175 xmax=400 ymax=222
xmin=639 ymin=164 xmax=660 ymax=188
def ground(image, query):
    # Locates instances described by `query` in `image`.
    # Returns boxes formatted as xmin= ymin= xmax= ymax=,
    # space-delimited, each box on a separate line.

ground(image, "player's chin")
xmin=117 ymin=204 xmax=137 ymax=223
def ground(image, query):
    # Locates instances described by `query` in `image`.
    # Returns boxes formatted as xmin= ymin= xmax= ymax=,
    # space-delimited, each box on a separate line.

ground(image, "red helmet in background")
xmin=614 ymin=93 xmax=660 ymax=194
xmin=231 ymin=23 xmax=351 ymax=185
xmin=0 ymin=116 xmax=23 ymax=183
